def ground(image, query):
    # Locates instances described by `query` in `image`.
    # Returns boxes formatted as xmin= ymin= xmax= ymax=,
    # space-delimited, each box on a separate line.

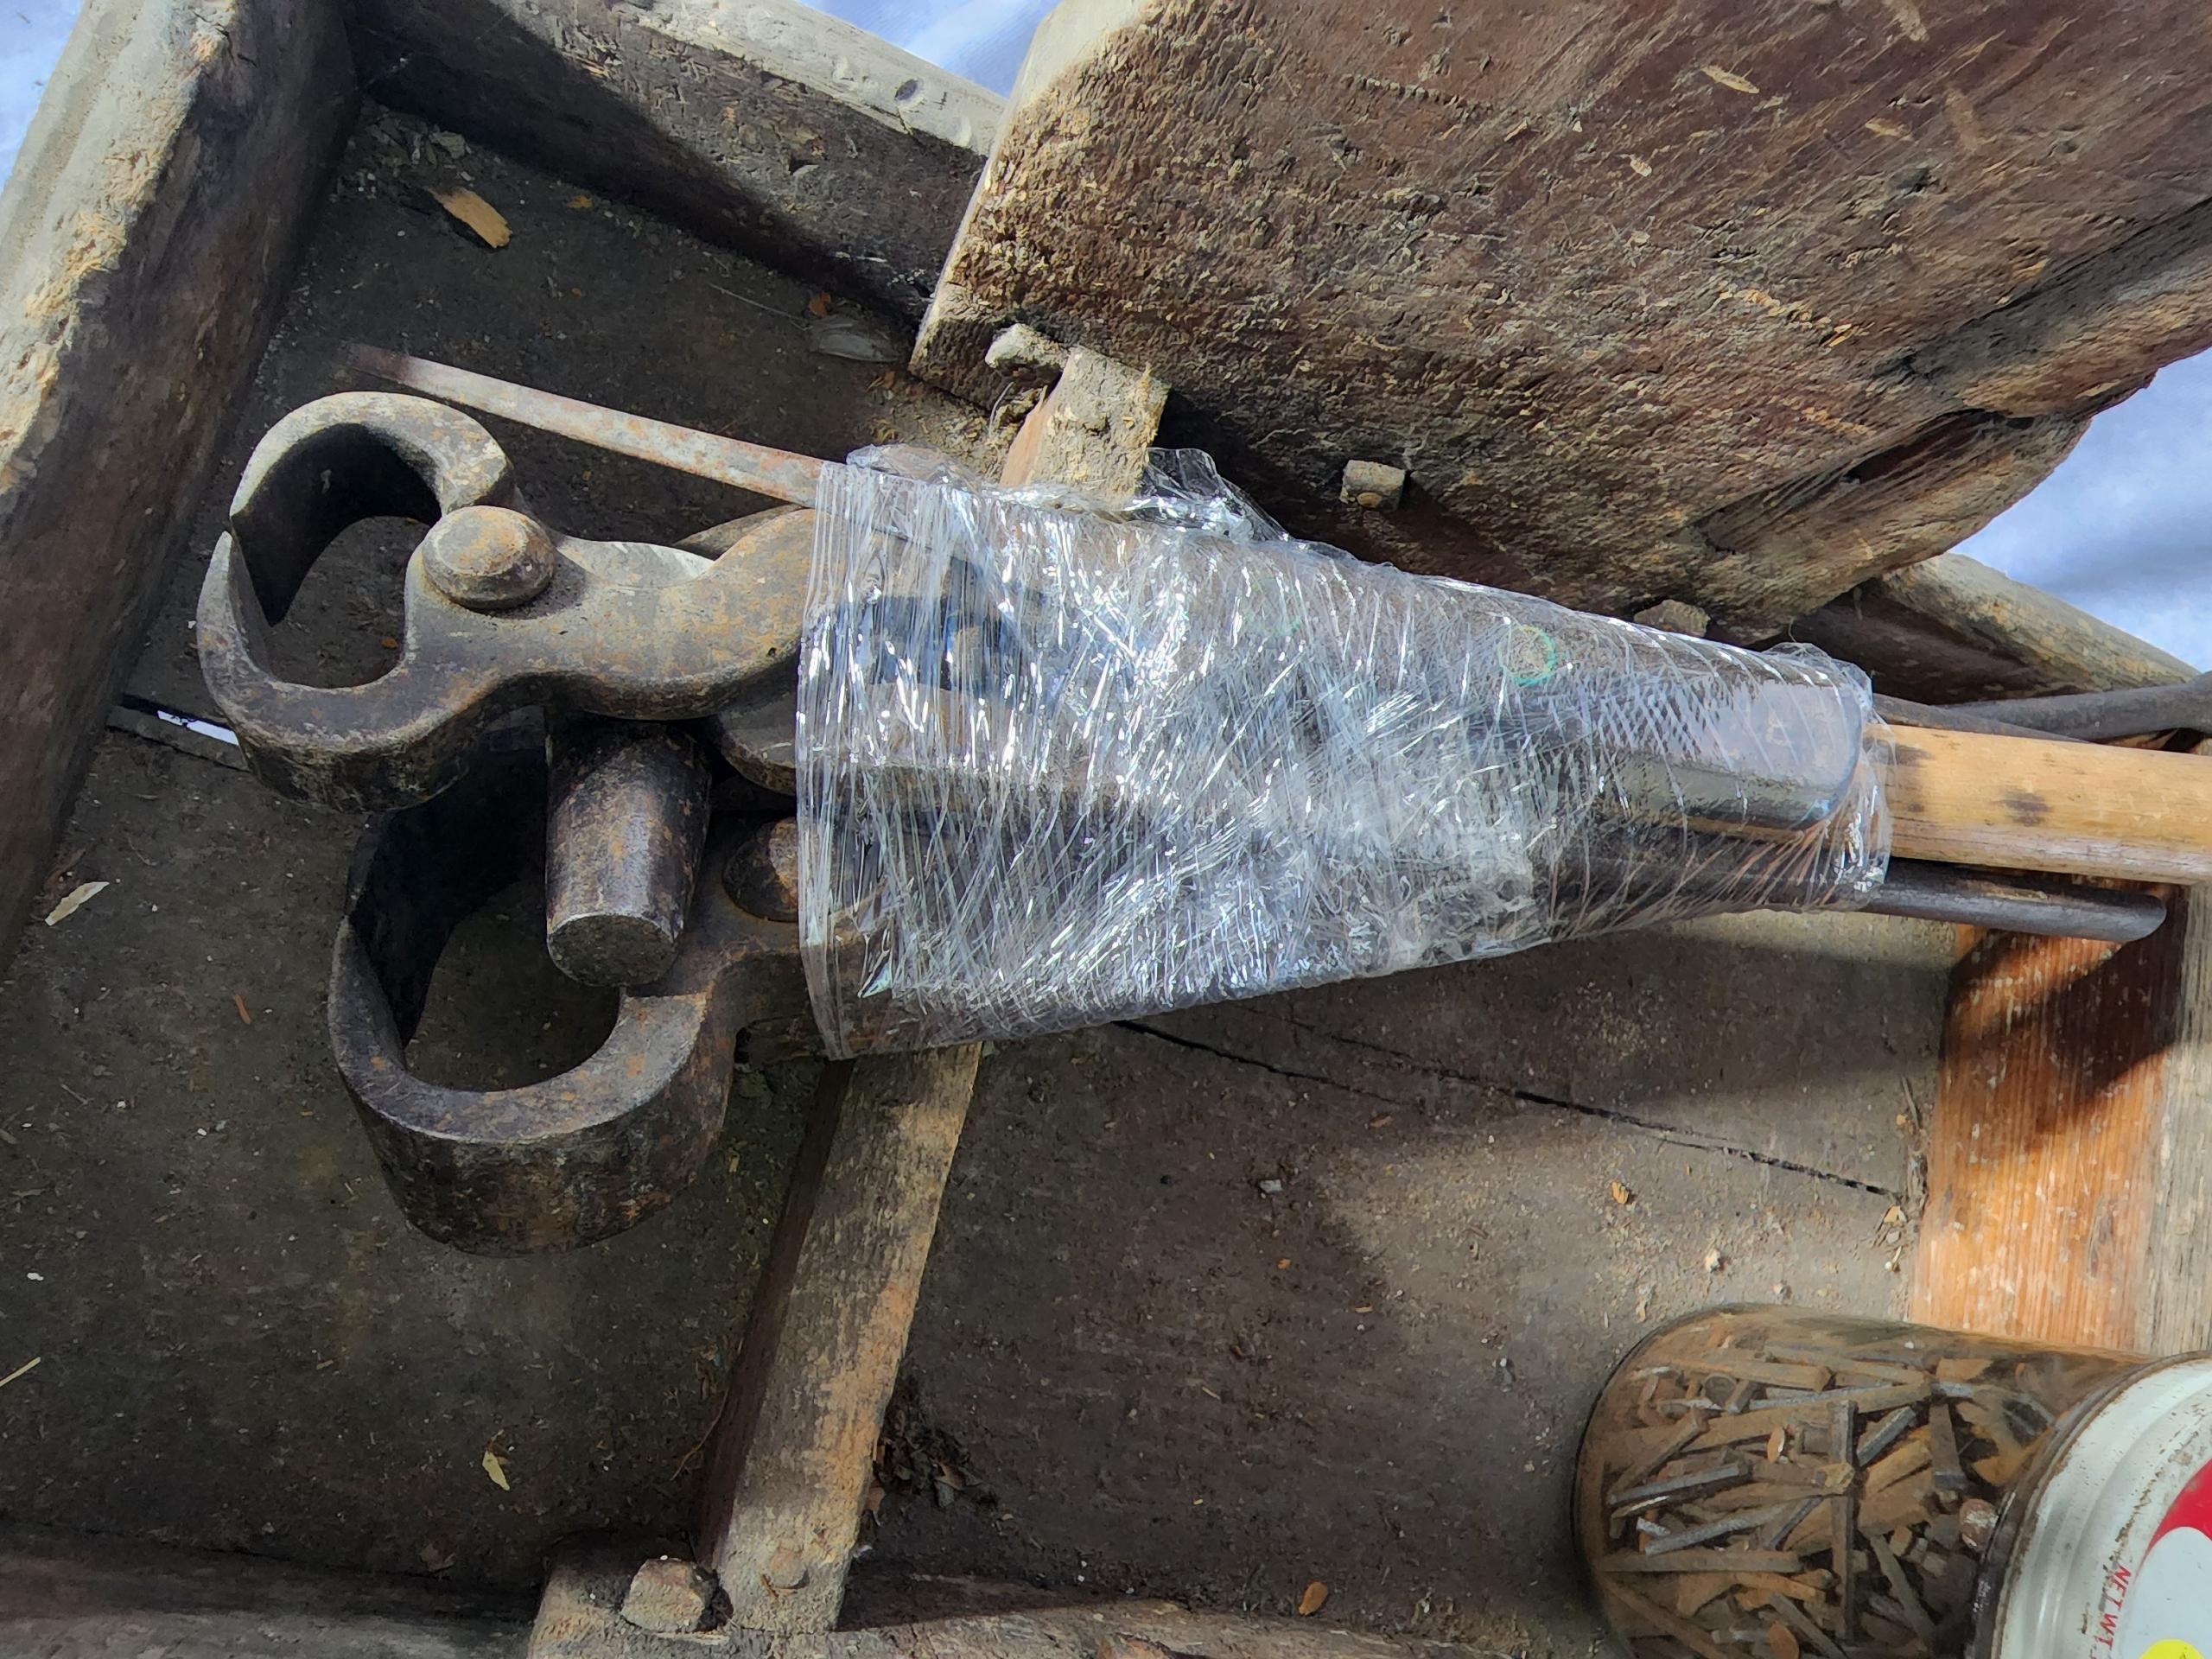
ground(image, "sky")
xmin=805 ymin=0 xmax=1058 ymax=96
xmin=2 ymin=0 xmax=2203 ymax=668
xmin=0 ymin=0 xmax=74 ymax=183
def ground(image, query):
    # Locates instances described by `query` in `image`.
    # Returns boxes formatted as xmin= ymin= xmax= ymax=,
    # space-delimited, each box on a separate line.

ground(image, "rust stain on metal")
xmin=351 ymin=344 xmax=827 ymax=505
xmin=328 ymin=739 xmax=811 ymax=1255
xmin=197 ymin=391 xmax=815 ymax=812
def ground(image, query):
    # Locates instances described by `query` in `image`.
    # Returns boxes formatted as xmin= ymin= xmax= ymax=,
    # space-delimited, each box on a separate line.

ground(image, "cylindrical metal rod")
xmin=1873 ymin=693 xmax=2083 ymax=743
xmin=1867 ymin=860 xmax=2165 ymax=944
xmin=1943 ymin=671 xmax=2212 ymax=742
xmin=545 ymin=719 xmax=712 ymax=987
xmin=349 ymin=345 xmax=827 ymax=506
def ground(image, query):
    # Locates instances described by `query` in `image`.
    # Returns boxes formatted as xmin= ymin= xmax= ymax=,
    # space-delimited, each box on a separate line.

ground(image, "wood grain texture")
xmin=1000 ymin=348 xmax=1169 ymax=501
xmin=1910 ymin=719 xmax=2212 ymax=1355
xmin=0 ymin=0 xmax=351 ymax=968
xmin=1884 ymin=728 xmax=2212 ymax=883
xmin=698 ymin=1047 xmax=981 ymax=1634
xmin=1910 ymin=910 xmax=2188 ymax=1348
xmin=528 ymin=1550 xmax=1510 ymax=1659
xmin=352 ymin=0 xmax=996 ymax=316
xmin=2 ymin=1523 xmax=526 ymax=1657
xmin=915 ymin=0 xmax=2212 ymax=635
xmin=1795 ymin=550 xmax=2197 ymax=701
xmin=2143 ymin=895 xmax=2212 ymax=1351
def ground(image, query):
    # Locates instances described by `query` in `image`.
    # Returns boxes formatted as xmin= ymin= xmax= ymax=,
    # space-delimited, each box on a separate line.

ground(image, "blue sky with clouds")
xmin=3 ymin=0 xmax=2203 ymax=667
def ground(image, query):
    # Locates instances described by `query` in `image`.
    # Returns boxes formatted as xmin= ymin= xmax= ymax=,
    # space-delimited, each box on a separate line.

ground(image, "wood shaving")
xmin=44 ymin=881 xmax=109 ymax=926
xmin=433 ymin=188 xmax=511 ymax=249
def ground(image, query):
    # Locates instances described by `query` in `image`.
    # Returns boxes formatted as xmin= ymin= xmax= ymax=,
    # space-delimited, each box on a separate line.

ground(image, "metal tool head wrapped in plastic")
xmin=796 ymin=452 xmax=1890 ymax=1056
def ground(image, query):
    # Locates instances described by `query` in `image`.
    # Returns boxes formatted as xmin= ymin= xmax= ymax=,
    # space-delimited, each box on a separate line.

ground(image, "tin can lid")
xmin=1994 ymin=1356 xmax=2212 ymax=1659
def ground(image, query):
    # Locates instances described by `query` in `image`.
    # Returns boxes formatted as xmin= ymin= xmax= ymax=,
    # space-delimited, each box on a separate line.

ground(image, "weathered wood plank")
xmin=697 ymin=1047 xmax=982 ymax=1634
xmin=1911 ymin=914 xmax=2187 ymax=1348
xmin=352 ymin=0 xmax=998 ymax=316
xmin=0 ymin=0 xmax=352 ymax=965
xmin=915 ymin=0 xmax=2212 ymax=637
xmin=692 ymin=346 xmax=1169 ymax=1637
xmin=1000 ymin=347 xmax=1169 ymax=502
xmin=0 ymin=1524 xmax=527 ymax=1657
xmin=1794 ymin=550 xmax=2197 ymax=701
xmin=528 ymin=1550 xmax=1515 ymax=1659
xmin=1910 ymin=713 xmax=2212 ymax=1355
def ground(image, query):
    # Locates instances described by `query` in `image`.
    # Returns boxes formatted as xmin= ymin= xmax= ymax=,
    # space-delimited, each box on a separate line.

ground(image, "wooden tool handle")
xmin=1882 ymin=726 xmax=2212 ymax=883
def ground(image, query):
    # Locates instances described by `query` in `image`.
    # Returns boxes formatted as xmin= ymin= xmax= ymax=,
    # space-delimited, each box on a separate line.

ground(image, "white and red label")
xmin=2107 ymin=1459 xmax=2212 ymax=1659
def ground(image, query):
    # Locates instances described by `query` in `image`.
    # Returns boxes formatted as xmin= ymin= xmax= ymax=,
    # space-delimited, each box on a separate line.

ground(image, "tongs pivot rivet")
xmin=423 ymin=505 xmax=558 ymax=612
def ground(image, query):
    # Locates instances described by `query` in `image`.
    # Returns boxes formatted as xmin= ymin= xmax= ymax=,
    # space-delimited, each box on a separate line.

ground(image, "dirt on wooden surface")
xmin=1 ymin=105 xmax=993 ymax=1595
xmin=860 ymin=913 xmax=1935 ymax=1652
xmin=2 ymin=104 xmax=1942 ymax=1650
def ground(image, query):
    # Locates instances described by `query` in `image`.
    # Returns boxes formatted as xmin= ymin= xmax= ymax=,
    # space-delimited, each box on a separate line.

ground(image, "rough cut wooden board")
xmin=916 ymin=0 xmax=2212 ymax=637
xmin=1911 ymin=750 xmax=2212 ymax=1356
xmin=1912 ymin=916 xmax=2187 ymax=1350
xmin=0 ymin=0 xmax=351 ymax=960
xmin=0 ymin=1523 xmax=526 ymax=1656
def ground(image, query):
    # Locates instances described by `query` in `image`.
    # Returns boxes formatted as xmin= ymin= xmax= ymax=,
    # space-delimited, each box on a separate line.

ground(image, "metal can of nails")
xmin=1573 ymin=1306 xmax=2212 ymax=1659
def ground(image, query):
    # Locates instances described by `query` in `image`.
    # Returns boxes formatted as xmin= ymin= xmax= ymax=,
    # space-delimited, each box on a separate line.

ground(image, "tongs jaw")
xmin=197 ymin=391 xmax=811 ymax=811
xmin=330 ymin=737 xmax=806 ymax=1253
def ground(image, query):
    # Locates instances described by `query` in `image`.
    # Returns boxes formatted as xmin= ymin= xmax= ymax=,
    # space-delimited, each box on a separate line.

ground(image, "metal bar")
xmin=1873 ymin=692 xmax=2083 ymax=742
xmin=1944 ymin=671 xmax=2212 ymax=741
xmin=544 ymin=718 xmax=712 ymax=988
xmin=1870 ymin=860 xmax=2166 ymax=944
xmin=348 ymin=344 xmax=827 ymax=506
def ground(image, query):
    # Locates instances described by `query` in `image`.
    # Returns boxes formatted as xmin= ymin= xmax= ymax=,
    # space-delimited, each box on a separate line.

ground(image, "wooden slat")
xmin=999 ymin=347 xmax=1168 ymax=502
xmin=1910 ymin=912 xmax=2189 ymax=1347
xmin=0 ymin=0 xmax=351 ymax=963
xmin=1795 ymin=552 xmax=2196 ymax=702
xmin=1884 ymin=728 xmax=2212 ymax=884
xmin=2 ymin=1523 xmax=528 ymax=1656
xmin=676 ymin=347 xmax=1173 ymax=1641
xmin=527 ymin=1549 xmax=1513 ymax=1659
xmin=698 ymin=1047 xmax=982 ymax=1633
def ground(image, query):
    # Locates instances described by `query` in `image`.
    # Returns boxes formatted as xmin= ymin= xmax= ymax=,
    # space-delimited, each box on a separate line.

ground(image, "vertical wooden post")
xmin=679 ymin=341 xmax=1171 ymax=1638
xmin=1910 ymin=743 xmax=2212 ymax=1354
xmin=699 ymin=1049 xmax=981 ymax=1631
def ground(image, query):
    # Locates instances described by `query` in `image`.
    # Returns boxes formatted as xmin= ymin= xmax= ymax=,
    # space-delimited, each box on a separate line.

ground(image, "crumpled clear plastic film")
xmin=796 ymin=448 xmax=1891 ymax=1056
